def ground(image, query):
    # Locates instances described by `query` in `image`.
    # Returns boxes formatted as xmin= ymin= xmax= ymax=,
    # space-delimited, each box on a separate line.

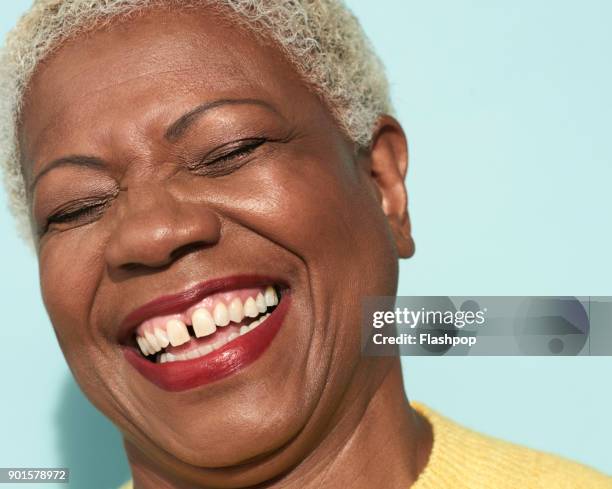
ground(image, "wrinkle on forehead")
xmin=20 ymin=7 xmax=307 ymax=181
xmin=24 ymin=71 xmax=257 ymax=179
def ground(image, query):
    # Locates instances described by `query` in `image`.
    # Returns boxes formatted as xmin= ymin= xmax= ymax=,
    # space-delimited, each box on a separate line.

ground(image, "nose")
xmin=105 ymin=186 xmax=221 ymax=271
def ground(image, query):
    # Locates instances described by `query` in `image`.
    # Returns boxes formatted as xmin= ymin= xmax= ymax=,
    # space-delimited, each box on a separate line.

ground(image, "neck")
xmin=125 ymin=359 xmax=432 ymax=488
xmin=274 ymin=359 xmax=432 ymax=489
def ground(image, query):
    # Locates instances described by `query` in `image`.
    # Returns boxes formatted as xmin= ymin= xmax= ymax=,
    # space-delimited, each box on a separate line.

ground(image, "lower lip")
xmin=123 ymin=293 xmax=291 ymax=391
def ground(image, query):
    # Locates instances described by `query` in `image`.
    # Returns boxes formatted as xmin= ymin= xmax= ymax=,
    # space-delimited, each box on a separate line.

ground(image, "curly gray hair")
xmin=0 ymin=0 xmax=392 ymax=239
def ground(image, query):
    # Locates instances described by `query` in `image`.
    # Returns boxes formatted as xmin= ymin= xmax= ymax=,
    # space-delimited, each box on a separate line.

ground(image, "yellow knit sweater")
xmin=119 ymin=403 xmax=611 ymax=488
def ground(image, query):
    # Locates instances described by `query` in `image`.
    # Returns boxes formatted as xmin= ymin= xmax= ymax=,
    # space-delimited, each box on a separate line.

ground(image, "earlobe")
xmin=368 ymin=115 xmax=415 ymax=258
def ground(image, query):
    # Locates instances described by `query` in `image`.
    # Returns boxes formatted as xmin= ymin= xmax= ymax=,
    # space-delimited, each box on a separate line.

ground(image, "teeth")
xmin=167 ymin=319 xmax=190 ymax=346
xmin=251 ymin=313 xmax=270 ymax=330
xmin=155 ymin=328 xmax=170 ymax=349
xmin=228 ymin=297 xmax=244 ymax=323
xmin=138 ymin=287 xmax=279 ymax=361
xmin=192 ymin=308 xmax=216 ymax=337
xmin=186 ymin=349 xmax=200 ymax=359
xmin=145 ymin=331 xmax=161 ymax=353
xmin=137 ymin=336 xmax=151 ymax=356
xmin=244 ymin=296 xmax=258 ymax=317
xmin=213 ymin=302 xmax=230 ymax=327
xmin=154 ymin=311 xmax=276 ymax=363
xmin=264 ymin=286 xmax=278 ymax=306
xmin=255 ymin=293 xmax=267 ymax=313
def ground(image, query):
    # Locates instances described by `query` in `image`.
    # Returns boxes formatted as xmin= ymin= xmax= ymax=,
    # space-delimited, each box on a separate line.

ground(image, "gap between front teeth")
xmin=134 ymin=286 xmax=278 ymax=357
xmin=158 ymin=312 xmax=271 ymax=363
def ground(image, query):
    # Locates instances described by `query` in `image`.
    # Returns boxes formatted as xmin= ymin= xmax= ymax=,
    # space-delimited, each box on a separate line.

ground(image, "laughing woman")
xmin=1 ymin=1 xmax=610 ymax=488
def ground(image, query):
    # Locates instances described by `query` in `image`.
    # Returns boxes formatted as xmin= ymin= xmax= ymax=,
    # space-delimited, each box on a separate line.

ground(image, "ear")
xmin=367 ymin=115 xmax=414 ymax=258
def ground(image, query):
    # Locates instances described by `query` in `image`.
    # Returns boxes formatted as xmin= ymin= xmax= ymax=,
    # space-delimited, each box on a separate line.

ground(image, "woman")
xmin=1 ymin=1 xmax=609 ymax=488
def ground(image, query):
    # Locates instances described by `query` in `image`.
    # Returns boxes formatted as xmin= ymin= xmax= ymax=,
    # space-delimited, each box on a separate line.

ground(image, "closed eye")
xmin=43 ymin=200 xmax=110 ymax=235
xmin=190 ymin=138 xmax=267 ymax=177
xmin=48 ymin=204 xmax=103 ymax=224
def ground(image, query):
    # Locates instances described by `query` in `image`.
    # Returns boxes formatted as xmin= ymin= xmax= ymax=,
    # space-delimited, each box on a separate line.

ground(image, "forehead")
xmin=20 ymin=7 xmax=317 ymax=177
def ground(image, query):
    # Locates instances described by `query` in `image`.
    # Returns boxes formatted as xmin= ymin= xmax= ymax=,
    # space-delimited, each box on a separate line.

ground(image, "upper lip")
xmin=118 ymin=274 xmax=286 ymax=343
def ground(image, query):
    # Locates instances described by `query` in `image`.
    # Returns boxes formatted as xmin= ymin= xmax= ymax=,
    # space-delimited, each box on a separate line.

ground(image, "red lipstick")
xmin=120 ymin=275 xmax=290 ymax=391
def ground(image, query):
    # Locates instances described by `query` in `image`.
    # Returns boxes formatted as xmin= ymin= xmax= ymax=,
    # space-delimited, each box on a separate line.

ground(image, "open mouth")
xmin=132 ymin=285 xmax=280 ymax=364
xmin=121 ymin=276 xmax=290 ymax=391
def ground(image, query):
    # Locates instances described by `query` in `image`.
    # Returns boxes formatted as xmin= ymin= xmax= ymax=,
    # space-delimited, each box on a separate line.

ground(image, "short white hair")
xmin=0 ymin=0 xmax=392 ymax=239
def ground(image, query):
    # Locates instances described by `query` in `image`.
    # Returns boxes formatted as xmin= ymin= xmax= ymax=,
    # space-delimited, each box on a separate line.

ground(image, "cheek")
xmin=225 ymin=148 xmax=399 ymax=337
xmin=258 ymin=153 xmax=398 ymax=295
xmin=38 ymin=231 xmax=105 ymax=351
xmin=207 ymin=136 xmax=403 ymax=307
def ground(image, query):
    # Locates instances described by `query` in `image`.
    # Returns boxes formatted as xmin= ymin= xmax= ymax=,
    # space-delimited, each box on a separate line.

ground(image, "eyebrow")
xmin=29 ymin=155 xmax=106 ymax=193
xmin=29 ymin=98 xmax=280 ymax=193
xmin=164 ymin=98 xmax=280 ymax=141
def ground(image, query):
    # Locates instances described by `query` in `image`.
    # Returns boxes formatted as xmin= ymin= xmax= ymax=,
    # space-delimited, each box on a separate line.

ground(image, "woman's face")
xmin=21 ymin=7 xmax=411 ymax=484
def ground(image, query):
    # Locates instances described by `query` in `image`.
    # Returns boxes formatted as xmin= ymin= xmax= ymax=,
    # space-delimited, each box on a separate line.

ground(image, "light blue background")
xmin=1 ymin=1 xmax=610 ymax=487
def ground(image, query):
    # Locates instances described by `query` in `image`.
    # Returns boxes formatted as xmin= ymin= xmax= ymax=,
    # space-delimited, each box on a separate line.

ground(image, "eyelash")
xmin=44 ymin=201 xmax=108 ymax=235
xmin=191 ymin=138 xmax=266 ymax=176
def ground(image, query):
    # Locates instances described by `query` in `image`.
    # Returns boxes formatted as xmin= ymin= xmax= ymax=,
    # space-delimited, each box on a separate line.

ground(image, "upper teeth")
xmin=243 ymin=297 xmax=259 ymax=318
xmin=167 ymin=319 xmax=190 ymax=346
xmin=264 ymin=286 xmax=278 ymax=307
xmin=213 ymin=302 xmax=230 ymax=327
xmin=228 ymin=297 xmax=243 ymax=323
xmin=134 ymin=286 xmax=279 ymax=357
xmin=159 ymin=312 xmax=271 ymax=364
xmin=192 ymin=308 xmax=215 ymax=338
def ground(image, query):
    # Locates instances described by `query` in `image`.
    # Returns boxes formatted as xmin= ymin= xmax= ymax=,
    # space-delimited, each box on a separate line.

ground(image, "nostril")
xmin=121 ymin=262 xmax=143 ymax=272
xmin=118 ymin=242 xmax=209 ymax=273
xmin=169 ymin=241 xmax=210 ymax=262
xmin=105 ymin=203 xmax=221 ymax=272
